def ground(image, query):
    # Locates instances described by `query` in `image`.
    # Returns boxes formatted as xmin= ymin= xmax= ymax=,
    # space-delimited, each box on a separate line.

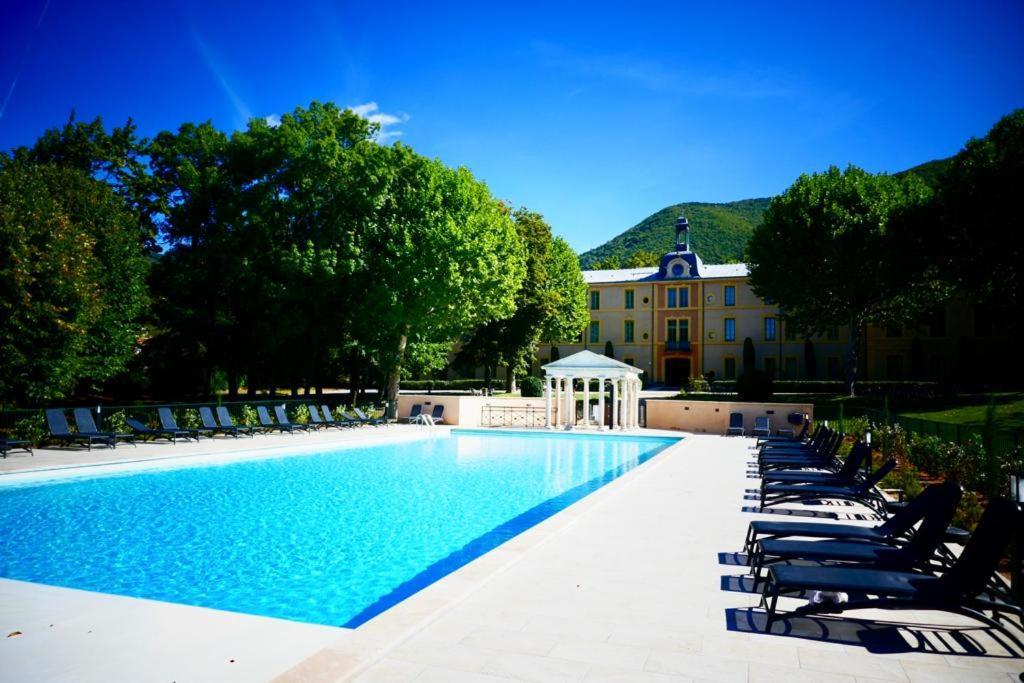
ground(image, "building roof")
xmin=583 ymin=262 xmax=748 ymax=284
xmin=542 ymin=350 xmax=642 ymax=376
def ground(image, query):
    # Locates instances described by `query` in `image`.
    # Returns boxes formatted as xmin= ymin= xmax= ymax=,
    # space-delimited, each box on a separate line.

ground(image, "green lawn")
xmin=901 ymin=392 xmax=1024 ymax=431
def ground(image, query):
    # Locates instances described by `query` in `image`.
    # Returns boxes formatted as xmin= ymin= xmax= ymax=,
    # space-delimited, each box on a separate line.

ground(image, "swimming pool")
xmin=0 ymin=429 xmax=678 ymax=627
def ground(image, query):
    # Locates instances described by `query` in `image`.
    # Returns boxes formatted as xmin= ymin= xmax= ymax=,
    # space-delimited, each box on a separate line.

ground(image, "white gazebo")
xmin=541 ymin=350 xmax=643 ymax=430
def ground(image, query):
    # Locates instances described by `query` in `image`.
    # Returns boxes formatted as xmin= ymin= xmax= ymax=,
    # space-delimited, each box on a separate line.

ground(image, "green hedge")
xmin=711 ymin=380 xmax=940 ymax=396
xmin=401 ymin=379 xmax=492 ymax=391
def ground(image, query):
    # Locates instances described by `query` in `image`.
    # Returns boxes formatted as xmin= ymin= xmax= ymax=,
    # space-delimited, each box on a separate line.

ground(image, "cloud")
xmin=348 ymin=102 xmax=409 ymax=143
xmin=191 ymin=29 xmax=252 ymax=125
xmin=264 ymin=113 xmax=281 ymax=127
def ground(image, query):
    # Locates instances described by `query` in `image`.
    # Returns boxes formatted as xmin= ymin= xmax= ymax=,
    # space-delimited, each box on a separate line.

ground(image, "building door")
xmin=664 ymin=358 xmax=691 ymax=387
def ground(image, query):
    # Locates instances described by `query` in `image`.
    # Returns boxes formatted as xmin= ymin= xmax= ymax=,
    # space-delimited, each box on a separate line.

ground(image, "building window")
xmin=765 ymin=357 xmax=777 ymax=378
xmin=667 ymin=319 xmax=689 ymax=343
xmin=826 ymin=356 xmax=841 ymax=380
xmin=764 ymin=317 xmax=777 ymax=341
xmin=886 ymin=324 xmax=901 ymax=338
xmin=783 ymin=356 xmax=798 ymax=379
xmin=589 ymin=321 xmax=600 ymax=344
xmin=624 ymin=289 xmax=635 ymax=310
xmin=667 ymin=288 xmax=676 ymax=308
xmin=624 ymin=357 xmax=635 ymax=367
xmin=886 ymin=354 xmax=904 ymax=380
xmin=724 ymin=318 xmax=736 ymax=342
xmin=666 ymin=287 xmax=688 ymax=308
xmin=724 ymin=286 xmax=736 ymax=306
xmin=826 ymin=326 xmax=839 ymax=341
xmin=679 ymin=287 xmax=689 ymax=308
xmin=624 ymin=320 xmax=635 ymax=343
xmin=723 ymin=357 xmax=737 ymax=380
xmin=589 ymin=290 xmax=600 ymax=310
xmin=784 ymin=320 xmax=796 ymax=341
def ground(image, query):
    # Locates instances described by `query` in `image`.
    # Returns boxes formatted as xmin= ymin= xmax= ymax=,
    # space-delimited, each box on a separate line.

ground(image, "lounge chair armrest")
xmin=944 ymin=526 xmax=971 ymax=545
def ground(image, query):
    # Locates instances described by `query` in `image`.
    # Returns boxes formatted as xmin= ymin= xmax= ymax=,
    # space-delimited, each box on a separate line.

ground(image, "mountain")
xmin=578 ymin=157 xmax=954 ymax=269
xmin=578 ymin=198 xmax=771 ymax=268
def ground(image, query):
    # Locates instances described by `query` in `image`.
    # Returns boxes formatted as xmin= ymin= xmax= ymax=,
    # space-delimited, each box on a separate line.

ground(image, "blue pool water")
xmin=0 ymin=429 xmax=677 ymax=627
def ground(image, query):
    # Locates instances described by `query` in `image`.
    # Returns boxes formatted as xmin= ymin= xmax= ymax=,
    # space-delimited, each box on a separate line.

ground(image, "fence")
xmin=480 ymin=404 xmax=552 ymax=428
xmin=864 ymin=408 xmax=1024 ymax=457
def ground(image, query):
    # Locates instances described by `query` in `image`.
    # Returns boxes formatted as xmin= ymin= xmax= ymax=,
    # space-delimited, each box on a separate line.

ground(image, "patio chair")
xmin=215 ymin=406 xmax=258 ymax=436
xmin=257 ymin=406 xmax=293 ymax=433
xmin=404 ymin=404 xmax=424 ymax=423
xmin=760 ymin=458 xmax=896 ymax=513
xmin=759 ymin=441 xmax=868 ymax=491
xmin=126 ymin=416 xmax=191 ymax=442
xmin=752 ymin=416 xmax=771 ymax=438
xmin=274 ymin=405 xmax=312 ymax=432
xmin=1 ymin=436 xmax=32 ymax=458
xmin=749 ymin=481 xmax=963 ymax=581
xmin=199 ymin=406 xmax=245 ymax=438
xmin=759 ymin=498 xmax=1024 ymax=649
xmin=759 ymin=424 xmax=827 ymax=453
xmin=158 ymin=407 xmax=206 ymax=440
xmin=306 ymin=405 xmax=336 ymax=430
xmin=320 ymin=405 xmax=355 ymax=429
xmin=352 ymin=406 xmax=386 ymax=426
xmin=726 ymin=412 xmax=744 ymax=436
xmin=428 ymin=404 xmax=445 ymax=425
xmin=758 ymin=430 xmax=841 ymax=472
xmin=73 ymin=408 xmax=136 ymax=448
xmin=45 ymin=409 xmax=113 ymax=450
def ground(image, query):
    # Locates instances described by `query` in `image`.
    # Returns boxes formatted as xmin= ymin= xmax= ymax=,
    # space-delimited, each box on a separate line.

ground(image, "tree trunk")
xmin=845 ymin=315 xmax=864 ymax=397
xmin=505 ymin=365 xmax=516 ymax=393
xmin=384 ymin=328 xmax=410 ymax=407
xmin=227 ymin=369 xmax=239 ymax=400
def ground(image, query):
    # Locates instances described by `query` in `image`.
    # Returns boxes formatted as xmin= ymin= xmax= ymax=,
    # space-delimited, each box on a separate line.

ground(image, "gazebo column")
xmin=564 ymin=377 xmax=574 ymax=429
xmin=597 ymin=378 xmax=606 ymax=430
xmin=582 ymin=376 xmax=591 ymax=428
xmin=553 ymin=377 xmax=562 ymax=428
xmin=633 ymin=378 xmax=641 ymax=428
xmin=545 ymin=376 xmax=553 ymax=428
xmin=611 ymin=378 xmax=619 ymax=430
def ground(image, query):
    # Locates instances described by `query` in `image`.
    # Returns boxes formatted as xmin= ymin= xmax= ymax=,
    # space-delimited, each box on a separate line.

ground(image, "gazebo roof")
xmin=542 ymin=350 xmax=642 ymax=376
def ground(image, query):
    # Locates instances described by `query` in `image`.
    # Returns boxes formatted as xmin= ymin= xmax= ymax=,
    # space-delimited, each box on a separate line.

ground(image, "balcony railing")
xmin=664 ymin=340 xmax=691 ymax=352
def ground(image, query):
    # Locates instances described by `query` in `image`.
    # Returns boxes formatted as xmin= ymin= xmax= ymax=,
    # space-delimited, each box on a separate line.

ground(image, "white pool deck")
xmin=1 ymin=426 xmax=1021 ymax=682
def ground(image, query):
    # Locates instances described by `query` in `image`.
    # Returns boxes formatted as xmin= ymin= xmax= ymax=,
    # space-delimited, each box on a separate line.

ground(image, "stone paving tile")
xmin=584 ymin=663 xmax=695 ymax=681
xmin=548 ymin=636 xmax=651 ymax=670
xmin=352 ymin=657 xmax=424 ymax=682
xmin=414 ymin=665 xmax=509 ymax=682
xmin=797 ymin=648 xmax=909 ymax=681
xmin=607 ymin=624 xmax=702 ymax=654
xmin=644 ymin=648 xmax=750 ymax=682
xmin=700 ymin=634 xmax=800 ymax=667
xmin=747 ymin=661 xmax=855 ymax=683
xmin=479 ymin=649 xmax=591 ymax=683
xmin=898 ymin=659 xmax=1017 ymax=682
xmin=460 ymin=625 xmax=559 ymax=656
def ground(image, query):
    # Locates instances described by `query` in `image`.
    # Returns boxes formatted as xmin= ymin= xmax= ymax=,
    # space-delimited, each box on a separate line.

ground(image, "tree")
xmin=803 ymin=339 xmax=817 ymax=380
xmin=590 ymin=254 xmax=622 ymax=270
xmin=604 ymin=340 xmax=614 ymax=358
xmin=550 ymin=345 xmax=561 ymax=362
xmin=623 ymin=249 xmax=660 ymax=268
xmin=354 ymin=143 xmax=526 ymax=405
xmin=747 ymin=165 xmax=935 ymax=395
xmin=742 ymin=337 xmax=756 ymax=374
xmin=0 ymin=160 xmax=149 ymax=403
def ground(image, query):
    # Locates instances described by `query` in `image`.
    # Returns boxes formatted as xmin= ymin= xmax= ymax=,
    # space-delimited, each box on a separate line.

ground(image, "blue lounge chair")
xmin=726 ymin=413 xmax=744 ymax=436
xmin=320 ymin=405 xmax=354 ymax=429
xmin=352 ymin=406 xmax=385 ymax=426
xmin=760 ymin=498 xmax=1023 ymax=649
xmin=200 ymin=406 xmax=247 ymax=437
xmin=760 ymin=441 xmax=868 ymax=493
xmin=126 ymin=417 xmax=190 ymax=442
xmin=158 ymin=407 xmax=207 ymax=440
xmin=1 ymin=436 xmax=32 ymax=458
xmin=257 ymin=406 xmax=293 ymax=433
xmin=275 ymin=405 xmax=311 ymax=432
xmin=405 ymin=404 xmax=424 ymax=423
xmin=428 ymin=404 xmax=445 ymax=424
xmin=215 ymin=406 xmax=257 ymax=436
xmin=45 ymin=409 xmax=113 ymax=449
xmin=73 ymin=408 xmax=136 ymax=448
xmin=759 ymin=459 xmax=896 ymax=513
xmin=752 ymin=416 xmax=771 ymax=438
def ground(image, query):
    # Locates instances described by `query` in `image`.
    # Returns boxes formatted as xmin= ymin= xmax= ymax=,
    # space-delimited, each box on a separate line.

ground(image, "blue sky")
xmin=2 ymin=1 xmax=1023 ymax=252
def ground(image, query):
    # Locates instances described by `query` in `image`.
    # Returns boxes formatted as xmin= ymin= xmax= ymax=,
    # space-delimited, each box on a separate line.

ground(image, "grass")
xmin=901 ymin=392 xmax=1024 ymax=432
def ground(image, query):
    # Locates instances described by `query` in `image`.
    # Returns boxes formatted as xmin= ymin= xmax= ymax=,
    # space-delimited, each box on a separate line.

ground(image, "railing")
xmin=864 ymin=408 xmax=1024 ymax=457
xmin=664 ymin=340 xmax=691 ymax=352
xmin=480 ymin=404 xmax=553 ymax=428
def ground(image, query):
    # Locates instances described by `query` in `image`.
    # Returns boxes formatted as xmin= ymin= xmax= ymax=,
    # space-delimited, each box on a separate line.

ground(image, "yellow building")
xmin=536 ymin=216 xmax=1010 ymax=387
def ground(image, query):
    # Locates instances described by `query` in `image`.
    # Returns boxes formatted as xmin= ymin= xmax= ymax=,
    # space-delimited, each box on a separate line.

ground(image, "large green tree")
xmin=747 ymin=165 xmax=936 ymax=395
xmin=0 ymin=160 xmax=149 ymax=403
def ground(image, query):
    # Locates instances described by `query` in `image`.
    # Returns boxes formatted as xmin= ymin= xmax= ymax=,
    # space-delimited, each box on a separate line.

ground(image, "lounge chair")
xmin=428 ymin=404 xmax=445 ymax=425
xmin=45 ymin=409 xmax=113 ymax=449
xmin=159 ymin=407 xmax=206 ymax=440
xmin=73 ymin=408 xmax=136 ymax=448
xmin=750 ymin=481 xmax=963 ymax=581
xmin=126 ymin=417 xmax=191 ymax=442
xmin=275 ymin=405 xmax=311 ymax=432
xmin=353 ymin=406 xmax=386 ymax=426
xmin=1 ymin=436 xmax=32 ymax=458
xmin=759 ymin=458 xmax=895 ymax=513
xmin=760 ymin=441 xmax=868 ymax=492
xmin=215 ymin=406 xmax=258 ymax=436
xmin=759 ymin=425 xmax=827 ymax=453
xmin=405 ymin=404 xmax=424 ymax=423
xmin=726 ymin=412 xmax=744 ymax=436
xmin=759 ymin=431 xmax=841 ymax=472
xmin=200 ymin=406 xmax=247 ymax=437
xmin=759 ymin=498 xmax=1023 ymax=647
xmin=752 ymin=416 xmax=771 ymax=438
xmin=744 ymin=475 xmax=959 ymax=556
xmin=320 ymin=405 xmax=354 ymax=429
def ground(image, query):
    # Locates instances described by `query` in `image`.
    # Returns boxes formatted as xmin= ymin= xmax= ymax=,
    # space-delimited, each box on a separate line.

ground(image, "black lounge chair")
xmin=750 ymin=481 xmax=963 ymax=581
xmin=158 ymin=407 xmax=207 ymax=440
xmin=752 ymin=416 xmax=771 ymax=438
xmin=759 ymin=415 xmax=809 ymax=444
xmin=405 ymin=404 xmax=424 ymax=423
xmin=73 ymin=408 xmax=136 ymax=448
xmin=275 ymin=405 xmax=311 ymax=432
xmin=759 ymin=431 xmax=841 ymax=472
xmin=760 ymin=459 xmax=896 ymax=512
xmin=744 ymin=473 xmax=944 ymax=555
xmin=760 ymin=498 xmax=1024 ymax=648
xmin=759 ymin=425 xmax=828 ymax=454
xmin=1 ymin=436 xmax=32 ymax=458
xmin=256 ymin=406 xmax=293 ymax=433
xmin=352 ymin=406 xmax=385 ymax=426
xmin=199 ymin=406 xmax=246 ymax=438
xmin=215 ymin=406 xmax=258 ymax=436
xmin=760 ymin=441 xmax=868 ymax=490
xmin=320 ymin=405 xmax=354 ymax=429
xmin=126 ymin=417 xmax=187 ymax=442
xmin=727 ymin=413 xmax=744 ymax=436
xmin=45 ymin=409 xmax=113 ymax=449
xmin=307 ymin=404 xmax=341 ymax=430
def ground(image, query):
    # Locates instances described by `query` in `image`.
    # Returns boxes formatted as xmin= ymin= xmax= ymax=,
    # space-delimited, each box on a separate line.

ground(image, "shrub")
xmin=239 ymin=404 xmax=259 ymax=426
xmin=176 ymin=408 xmax=201 ymax=430
xmin=843 ymin=416 xmax=869 ymax=441
xmin=103 ymin=409 xmax=129 ymax=433
xmin=735 ymin=370 xmax=773 ymax=402
xmin=880 ymin=462 xmax=924 ymax=500
xmin=953 ymin=491 xmax=985 ymax=531
xmin=12 ymin=412 xmax=47 ymax=446
xmin=876 ymin=423 xmax=908 ymax=461
xmin=906 ymin=433 xmax=945 ymax=474
xmin=689 ymin=375 xmax=711 ymax=393
xmin=292 ymin=404 xmax=311 ymax=425
xmin=520 ymin=376 xmax=544 ymax=398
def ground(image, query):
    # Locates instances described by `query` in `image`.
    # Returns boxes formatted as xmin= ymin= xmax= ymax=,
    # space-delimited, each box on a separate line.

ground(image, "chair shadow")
xmin=725 ymin=607 xmax=1022 ymax=658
